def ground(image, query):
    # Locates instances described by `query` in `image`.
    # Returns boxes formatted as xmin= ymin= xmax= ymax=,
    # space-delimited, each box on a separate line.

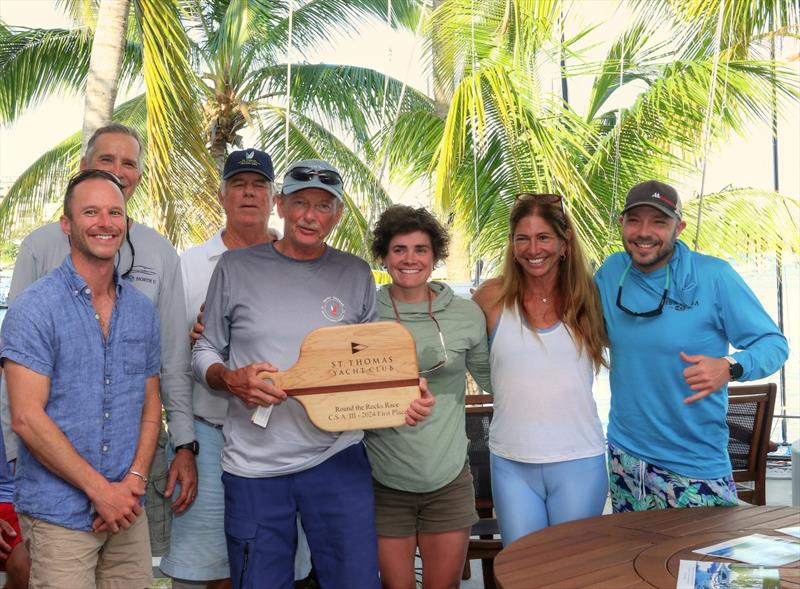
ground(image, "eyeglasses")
xmin=288 ymin=166 xmax=343 ymax=187
xmin=388 ymin=287 xmax=448 ymax=375
xmin=284 ymin=196 xmax=337 ymax=216
xmin=515 ymin=193 xmax=564 ymax=212
xmin=615 ymin=261 xmax=670 ymax=318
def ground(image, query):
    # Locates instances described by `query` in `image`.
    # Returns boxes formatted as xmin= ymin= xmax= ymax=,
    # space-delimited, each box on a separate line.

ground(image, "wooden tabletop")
xmin=494 ymin=506 xmax=800 ymax=588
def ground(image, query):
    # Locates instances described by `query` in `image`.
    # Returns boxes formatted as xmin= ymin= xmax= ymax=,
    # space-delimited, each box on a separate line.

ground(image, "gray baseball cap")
xmin=281 ymin=159 xmax=344 ymax=200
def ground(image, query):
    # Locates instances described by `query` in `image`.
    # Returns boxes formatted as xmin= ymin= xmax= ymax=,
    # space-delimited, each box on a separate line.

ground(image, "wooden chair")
xmin=726 ymin=383 xmax=777 ymax=505
xmin=463 ymin=394 xmax=502 ymax=589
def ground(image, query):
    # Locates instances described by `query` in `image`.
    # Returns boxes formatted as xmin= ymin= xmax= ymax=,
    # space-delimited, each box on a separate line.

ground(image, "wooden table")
xmin=494 ymin=506 xmax=800 ymax=588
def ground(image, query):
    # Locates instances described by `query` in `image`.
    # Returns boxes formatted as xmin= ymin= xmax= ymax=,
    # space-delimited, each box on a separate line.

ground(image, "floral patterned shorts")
xmin=607 ymin=441 xmax=738 ymax=513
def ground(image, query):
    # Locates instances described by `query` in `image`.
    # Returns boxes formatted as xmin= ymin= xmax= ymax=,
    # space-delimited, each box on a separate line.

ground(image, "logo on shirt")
xmin=321 ymin=296 xmax=346 ymax=322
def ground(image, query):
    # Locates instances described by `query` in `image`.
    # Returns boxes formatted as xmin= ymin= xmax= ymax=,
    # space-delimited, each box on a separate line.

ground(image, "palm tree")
xmin=81 ymin=0 xmax=131 ymax=150
xmin=0 ymin=0 xmax=432 ymax=252
xmin=380 ymin=0 xmax=800 ymax=272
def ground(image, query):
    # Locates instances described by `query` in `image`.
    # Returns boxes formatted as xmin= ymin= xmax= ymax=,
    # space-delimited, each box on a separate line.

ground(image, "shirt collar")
xmin=61 ymin=255 xmax=124 ymax=297
xmin=206 ymin=229 xmax=227 ymax=261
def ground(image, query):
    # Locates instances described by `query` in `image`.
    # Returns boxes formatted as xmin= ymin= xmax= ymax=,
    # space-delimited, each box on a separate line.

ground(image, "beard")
xmin=624 ymin=228 xmax=680 ymax=271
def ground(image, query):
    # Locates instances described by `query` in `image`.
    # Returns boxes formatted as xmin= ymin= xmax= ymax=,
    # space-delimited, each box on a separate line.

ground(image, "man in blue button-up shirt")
xmin=0 ymin=169 xmax=161 ymax=588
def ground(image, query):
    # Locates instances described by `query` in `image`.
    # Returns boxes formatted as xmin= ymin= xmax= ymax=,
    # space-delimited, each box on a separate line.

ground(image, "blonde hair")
xmin=496 ymin=194 xmax=608 ymax=370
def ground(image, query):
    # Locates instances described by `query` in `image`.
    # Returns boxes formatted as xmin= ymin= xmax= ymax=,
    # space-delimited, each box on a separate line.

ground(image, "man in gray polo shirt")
xmin=193 ymin=159 xmax=433 ymax=589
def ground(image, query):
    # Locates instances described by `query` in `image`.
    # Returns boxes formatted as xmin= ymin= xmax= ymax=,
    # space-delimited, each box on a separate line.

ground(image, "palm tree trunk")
xmin=81 ymin=0 xmax=131 ymax=153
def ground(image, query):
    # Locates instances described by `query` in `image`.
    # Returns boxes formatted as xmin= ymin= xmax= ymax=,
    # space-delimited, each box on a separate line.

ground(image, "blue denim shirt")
xmin=0 ymin=256 xmax=160 ymax=531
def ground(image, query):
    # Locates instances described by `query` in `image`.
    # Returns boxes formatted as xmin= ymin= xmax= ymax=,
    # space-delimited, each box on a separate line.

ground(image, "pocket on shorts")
xmin=146 ymin=428 xmax=172 ymax=556
xmin=226 ymin=515 xmax=258 ymax=589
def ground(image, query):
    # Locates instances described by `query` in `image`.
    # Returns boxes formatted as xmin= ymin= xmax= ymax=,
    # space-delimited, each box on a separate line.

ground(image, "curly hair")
xmin=371 ymin=205 xmax=450 ymax=263
xmin=496 ymin=193 xmax=608 ymax=370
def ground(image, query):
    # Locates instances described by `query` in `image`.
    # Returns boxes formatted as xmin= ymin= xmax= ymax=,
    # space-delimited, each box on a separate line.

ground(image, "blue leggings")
xmin=490 ymin=453 xmax=608 ymax=546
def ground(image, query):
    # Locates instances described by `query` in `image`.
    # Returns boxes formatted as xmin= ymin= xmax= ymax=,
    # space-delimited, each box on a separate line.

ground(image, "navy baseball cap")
xmin=222 ymin=149 xmax=274 ymax=181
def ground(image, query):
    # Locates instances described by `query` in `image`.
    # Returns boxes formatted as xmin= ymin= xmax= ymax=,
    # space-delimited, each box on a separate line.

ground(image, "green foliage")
xmin=0 ymin=0 xmax=428 ymax=251
xmin=1 ymin=0 xmax=798 ymax=267
xmin=383 ymin=0 xmax=800 ymax=272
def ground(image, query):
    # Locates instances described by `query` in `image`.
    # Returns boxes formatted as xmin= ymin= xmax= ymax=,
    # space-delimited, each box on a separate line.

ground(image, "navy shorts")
xmin=222 ymin=443 xmax=380 ymax=589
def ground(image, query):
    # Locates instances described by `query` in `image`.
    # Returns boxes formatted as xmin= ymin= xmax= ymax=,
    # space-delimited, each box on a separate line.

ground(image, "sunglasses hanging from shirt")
xmin=616 ymin=262 xmax=670 ymax=318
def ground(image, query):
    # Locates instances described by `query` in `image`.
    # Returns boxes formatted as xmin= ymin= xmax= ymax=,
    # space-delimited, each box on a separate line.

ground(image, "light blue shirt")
xmin=594 ymin=240 xmax=788 ymax=479
xmin=0 ymin=256 xmax=160 ymax=531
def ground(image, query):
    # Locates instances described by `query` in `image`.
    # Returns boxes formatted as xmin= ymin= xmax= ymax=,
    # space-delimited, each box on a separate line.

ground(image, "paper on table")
xmin=676 ymin=560 xmax=779 ymax=589
xmin=777 ymin=526 xmax=800 ymax=539
xmin=693 ymin=534 xmax=800 ymax=567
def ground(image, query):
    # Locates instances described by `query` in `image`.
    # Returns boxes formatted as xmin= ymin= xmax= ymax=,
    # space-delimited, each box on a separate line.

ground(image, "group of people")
xmin=0 ymin=122 xmax=790 ymax=589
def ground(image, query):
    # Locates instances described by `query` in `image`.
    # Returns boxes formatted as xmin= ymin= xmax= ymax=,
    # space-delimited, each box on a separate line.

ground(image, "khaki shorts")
xmin=20 ymin=511 xmax=153 ymax=589
xmin=373 ymin=461 xmax=479 ymax=537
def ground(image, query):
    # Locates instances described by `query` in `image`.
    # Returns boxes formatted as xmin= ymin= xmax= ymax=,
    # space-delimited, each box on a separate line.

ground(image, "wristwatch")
xmin=724 ymin=356 xmax=743 ymax=381
xmin=175 ymin=440 xmax=200 ymax=455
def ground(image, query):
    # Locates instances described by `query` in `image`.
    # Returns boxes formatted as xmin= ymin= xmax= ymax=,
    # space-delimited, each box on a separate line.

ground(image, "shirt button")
xmin=73 ymin=289 xmax=79 ymax=295
xmin=105 ymin=379 xmax=111 ymax=385
xmin=102 ymin=445 xmax=108 ymax=452
xmin=85 ymin=288 xmax=91 ymax=295
xmin=104 ymin=412 xmax=110 ymax=419
xmin=95 ymin=313 xmax=100 ymax=320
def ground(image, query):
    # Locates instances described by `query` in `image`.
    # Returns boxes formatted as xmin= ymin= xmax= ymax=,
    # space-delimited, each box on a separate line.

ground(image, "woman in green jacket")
xmin=366 ymin=205 xmax=491 ymax=589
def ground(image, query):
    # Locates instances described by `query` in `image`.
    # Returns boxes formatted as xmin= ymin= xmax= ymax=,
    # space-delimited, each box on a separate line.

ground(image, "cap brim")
xmin=281 ymin=177 xmax=343 ymax=200
xmin=622 ymin=201 xmax=680 ymax=219
xmin=222 ymin=169 xmax=274 ymax=181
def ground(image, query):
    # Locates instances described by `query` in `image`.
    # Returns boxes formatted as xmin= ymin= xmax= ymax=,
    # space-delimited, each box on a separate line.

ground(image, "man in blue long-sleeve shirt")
xmin=594 ymin=180 xmax=789 ymax=512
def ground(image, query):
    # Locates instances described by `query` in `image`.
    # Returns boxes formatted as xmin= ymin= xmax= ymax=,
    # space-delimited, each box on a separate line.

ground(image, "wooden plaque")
xmin=251 ymin=322 xmax=420 ymax=431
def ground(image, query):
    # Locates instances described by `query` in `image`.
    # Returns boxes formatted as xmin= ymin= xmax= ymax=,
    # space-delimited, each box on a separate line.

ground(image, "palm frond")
xmin=248 ymin=62 xmax=432 ymax=150
xmin=0 ymin=25 xmax=91 ymax=121
xmin=136 ymin=0 xmax=219 ymax=243
xmin=683 ymin=189 xmax=800 ymax=256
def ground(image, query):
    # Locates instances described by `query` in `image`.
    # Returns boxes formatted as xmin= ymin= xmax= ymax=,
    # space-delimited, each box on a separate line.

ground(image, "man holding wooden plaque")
xmin=193 ymin=159 xmax=434 ymax=589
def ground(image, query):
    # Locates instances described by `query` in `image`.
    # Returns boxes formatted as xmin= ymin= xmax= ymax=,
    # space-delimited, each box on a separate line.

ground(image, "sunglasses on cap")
xmin=287 ymin=166 xmax=343 ymax=187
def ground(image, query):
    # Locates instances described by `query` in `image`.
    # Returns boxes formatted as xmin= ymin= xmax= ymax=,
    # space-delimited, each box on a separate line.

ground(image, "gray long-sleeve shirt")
xmin=1 ymin=221 xmax=194 ymax=460
xmin=193 ymin=241 xmax=377 ymax=477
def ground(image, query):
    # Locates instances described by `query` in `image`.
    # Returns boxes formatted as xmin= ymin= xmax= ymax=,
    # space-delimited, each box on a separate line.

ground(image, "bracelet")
xmin=127 ymin=470 xmax=149 ymax=484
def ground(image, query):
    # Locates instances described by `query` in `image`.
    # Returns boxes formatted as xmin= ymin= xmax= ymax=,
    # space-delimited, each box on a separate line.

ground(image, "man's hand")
xmin=190 ymin=303 xmax=205 ymax=347
xmin=680 ymin=351 xmax=730 ymax=404
xmin=90 ymin=479 xmax=145 ymax=533
xmin=165 ymin=450 xmax=198 ymax=513
xmin=405 ymin=378 xmax=435 ymax=426
xmin=0 ymin=519 xmax=17 ymax=557
xmin=221 ymin=363 xmax=287 ymax=408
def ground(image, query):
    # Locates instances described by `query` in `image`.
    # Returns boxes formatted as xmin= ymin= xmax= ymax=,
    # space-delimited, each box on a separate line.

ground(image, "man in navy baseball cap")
xmin=222 ymin=149 xmax=274 ymax=181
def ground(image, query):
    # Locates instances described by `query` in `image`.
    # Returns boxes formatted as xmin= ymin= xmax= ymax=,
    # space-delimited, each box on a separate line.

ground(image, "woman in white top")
xmin=473 ymin=193 xmax=609 ymax=545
